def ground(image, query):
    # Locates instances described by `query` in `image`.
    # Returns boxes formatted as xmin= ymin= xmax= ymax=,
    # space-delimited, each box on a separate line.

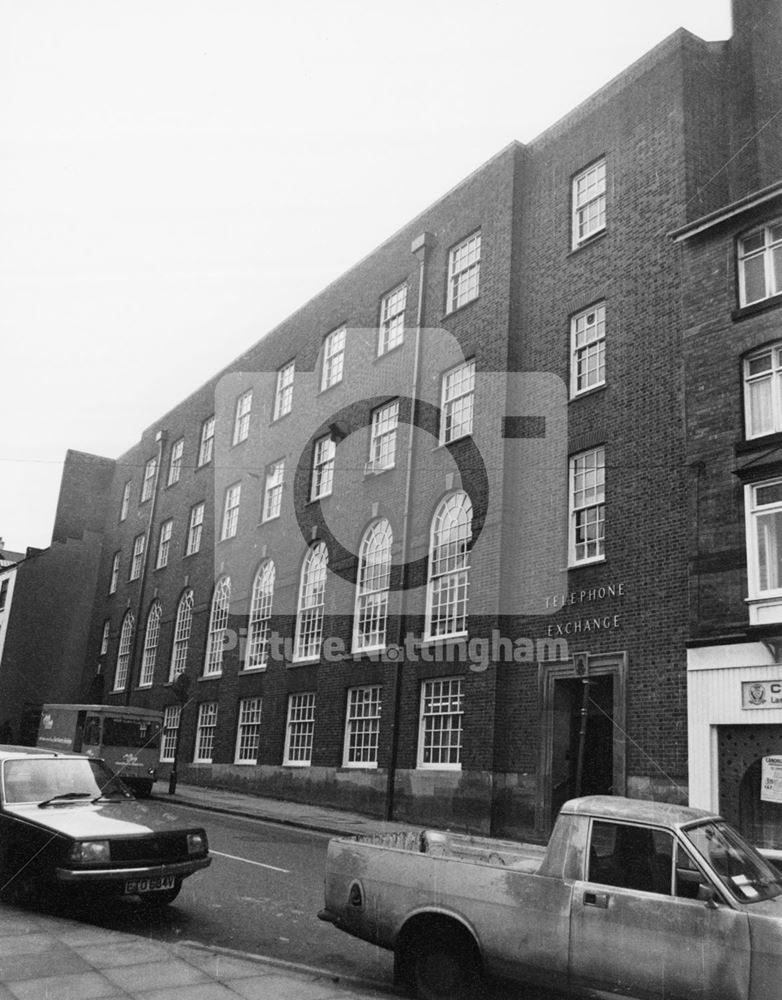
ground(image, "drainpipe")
xmin=125 ymin=429 xmax=166 ymax=705
xmin=385 ymin=231 xmax=433 ymax=821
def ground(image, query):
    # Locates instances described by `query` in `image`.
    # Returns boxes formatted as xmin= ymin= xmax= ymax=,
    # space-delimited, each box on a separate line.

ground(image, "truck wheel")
xmin=411 ymin=931 xmax=483 ymax=1000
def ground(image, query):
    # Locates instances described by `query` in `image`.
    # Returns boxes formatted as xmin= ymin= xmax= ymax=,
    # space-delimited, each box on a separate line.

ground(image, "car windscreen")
xmin=685 ymin=820 xmax=782 ymax=902
xmin=101 ymin=717 xmax=161 ymax=750
xmin=2 ymin=757 xmax=132 ymax=804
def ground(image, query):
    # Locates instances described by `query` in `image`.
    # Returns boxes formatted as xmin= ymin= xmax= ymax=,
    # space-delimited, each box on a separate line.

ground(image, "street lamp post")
xmin=168 ymin=672 xmax=191 ymax=795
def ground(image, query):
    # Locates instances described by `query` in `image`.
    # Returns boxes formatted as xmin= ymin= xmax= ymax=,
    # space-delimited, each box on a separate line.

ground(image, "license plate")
xmin=124 ymin=874 xmax=175 ymax=894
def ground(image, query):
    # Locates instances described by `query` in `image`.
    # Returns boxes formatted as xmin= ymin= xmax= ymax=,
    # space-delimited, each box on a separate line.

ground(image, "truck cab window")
xmin=589 ymin=821 xmax=674 ymax=895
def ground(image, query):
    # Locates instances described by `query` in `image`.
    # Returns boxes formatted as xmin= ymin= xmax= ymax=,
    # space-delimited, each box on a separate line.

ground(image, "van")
xmin=36 ymin=704 xmax=162 ymax=797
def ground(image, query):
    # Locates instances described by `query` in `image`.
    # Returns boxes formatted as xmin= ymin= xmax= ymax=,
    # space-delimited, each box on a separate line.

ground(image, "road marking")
xmin=211 ymin=849 xmax=290 ymax=874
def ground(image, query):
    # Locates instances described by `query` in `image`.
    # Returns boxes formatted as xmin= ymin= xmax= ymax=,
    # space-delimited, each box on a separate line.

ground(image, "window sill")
xmin=289 ymin=656 xmax=320 ymax=667
xmin=238 ymin=666 xmax=268 ymax=675
xmin=732 ymin=292 xmax=782 ymax=322
xmin=199 ymin=672 xmax=223 ymax=681
xmin=570 ymin=383 xmax=606 ymax=403
xmin=341 ymin=762 xmax=379 ymax=771
xmin=569 ymin=228 xmax=607 ymax=256
xmin=375 ymin=339 xmax=405 ymax=362
xmin=735 ymin=430 xmax=782 ymax=455
xmin=283 ymin=761 xmax=312 ymax=768
xmin=568 ymin=556 xmax=607 ymax=570
xmin=746 ymin=596 xmax=782 ymax=626
xmin=442 ymin=296 xmax=479 ymax=322
xmin=233 ymin=760 xmax=258 ymax=766
xmin=363 ymin=463 xmax=395 ymax=479
xmin=416 ymin=764 xmax=462 ymax=772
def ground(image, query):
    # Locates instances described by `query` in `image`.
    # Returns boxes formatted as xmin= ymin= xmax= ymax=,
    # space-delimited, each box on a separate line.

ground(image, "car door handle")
xmin=584 ymin=891 xmax=609 ymax=908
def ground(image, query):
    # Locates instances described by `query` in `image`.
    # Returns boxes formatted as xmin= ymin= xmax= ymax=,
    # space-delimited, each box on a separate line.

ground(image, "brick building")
xmin=4 ymin=0 xmax=779 ymax=839
xmin=672 ymin=1 xmax=782 ymax=850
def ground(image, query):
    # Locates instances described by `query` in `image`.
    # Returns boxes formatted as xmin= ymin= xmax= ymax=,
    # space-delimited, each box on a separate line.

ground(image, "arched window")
xmin=139 ymin=601 xmax=162 ymax=687
xmin=114 ymin=610 xmax=135 ymax=691
xmin=246 ymin=560 xmax=275 ymax=669
xmin=426 ymin=492 xmax=472 ymax=639
xmin=354 ymin=520 xmax=392 ymax=651
xmin=204 ymin=576 xmax=231 ymax=676
xmin=294 ymin=542 xmax=328 ymax=661
xmin=169 ymin=589 xmax=194 ymax=681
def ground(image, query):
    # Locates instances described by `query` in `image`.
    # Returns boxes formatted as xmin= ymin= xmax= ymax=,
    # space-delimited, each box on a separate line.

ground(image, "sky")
xmin=0 ymin=0 xmax=733 ymax=554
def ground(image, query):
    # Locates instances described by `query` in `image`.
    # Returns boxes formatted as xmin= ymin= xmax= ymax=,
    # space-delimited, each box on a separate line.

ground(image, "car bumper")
xmin=55 ymin=855 xmax=211 ymax=884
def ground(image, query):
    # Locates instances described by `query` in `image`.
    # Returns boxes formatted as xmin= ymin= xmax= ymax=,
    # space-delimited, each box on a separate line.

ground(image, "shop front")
xmin=688 ymin=641 xmax=782 ymax=850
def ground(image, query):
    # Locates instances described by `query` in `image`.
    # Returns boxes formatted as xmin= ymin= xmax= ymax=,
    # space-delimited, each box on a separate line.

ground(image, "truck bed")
xmin=349 ymin=828 xmax=547 ymax=874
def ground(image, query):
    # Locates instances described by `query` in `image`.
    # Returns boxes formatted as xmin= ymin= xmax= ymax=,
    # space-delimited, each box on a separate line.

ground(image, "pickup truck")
xmin=319 ymin=795 xmax=782 ymax=1000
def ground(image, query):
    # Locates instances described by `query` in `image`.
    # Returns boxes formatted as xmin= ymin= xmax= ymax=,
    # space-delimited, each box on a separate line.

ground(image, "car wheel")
xmin=138 ymin=879 xmax=182 ymax=907
xmin=411 ymin=930 xmax=483 ymax=1000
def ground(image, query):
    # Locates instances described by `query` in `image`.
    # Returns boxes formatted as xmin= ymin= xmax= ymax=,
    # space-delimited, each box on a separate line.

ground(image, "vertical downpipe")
xmin=385 ymin=231 xmax=433 ymax=821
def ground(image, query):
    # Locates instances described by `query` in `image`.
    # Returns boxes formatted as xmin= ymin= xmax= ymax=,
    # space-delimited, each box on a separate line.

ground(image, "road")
xmin=46 ymin=804 xmax=396 ymax=986
xmin=30 ymin=803 xmax=563 ymax=999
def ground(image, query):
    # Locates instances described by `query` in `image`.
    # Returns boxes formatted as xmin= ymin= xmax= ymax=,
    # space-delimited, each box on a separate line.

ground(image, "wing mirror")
xmin=697 ymin=883 xmax=719 ymax=908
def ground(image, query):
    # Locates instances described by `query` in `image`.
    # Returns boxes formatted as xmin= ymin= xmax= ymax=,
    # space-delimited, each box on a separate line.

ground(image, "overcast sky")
xmin=0 ymin=0 xmax=733 ymax=553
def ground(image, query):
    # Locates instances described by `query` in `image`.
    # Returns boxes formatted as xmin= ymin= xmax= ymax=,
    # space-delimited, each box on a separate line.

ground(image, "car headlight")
xmin=187 ymin=832 xmax=207 ymax=856
xmin=68 ymin=840 xmax=111 ymax=863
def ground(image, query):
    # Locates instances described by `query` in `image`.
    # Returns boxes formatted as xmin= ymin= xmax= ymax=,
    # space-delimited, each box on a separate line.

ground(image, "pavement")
xmin=0 ymin=783 xmax=409 ymax=1000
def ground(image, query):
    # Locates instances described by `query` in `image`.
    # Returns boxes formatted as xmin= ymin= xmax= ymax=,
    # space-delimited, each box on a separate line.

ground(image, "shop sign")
xmin=741 ymin=680 xmax=782 ymax=710
xmin=761 ymin=756 xmax=782 ymax=804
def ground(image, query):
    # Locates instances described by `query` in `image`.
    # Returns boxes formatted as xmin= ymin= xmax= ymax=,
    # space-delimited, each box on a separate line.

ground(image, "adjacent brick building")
xmin=3 ymin=0 xmax=779 ymax=840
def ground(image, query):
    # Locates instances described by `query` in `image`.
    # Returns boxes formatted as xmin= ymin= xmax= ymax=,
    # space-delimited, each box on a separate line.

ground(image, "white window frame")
xmin=321 ymin=326 xmax=346 ymax=391
xmin=447 ymin=231 xmax=481 ymax=313
xmin=186 ymin=502 xmax=204 ymax=556
xmin=311 ymin=435 xmax=335 ymax=500
xmin=141 ymin=457 xmax=157 ymax=502
xmin=294 ymin=542 xmax=328 ymax=662
xmin=367 ymin=400 xmax=399 ymax=473
xmin=129 ymin=534 xmax=145 ymax=581
xmin=572 ymin=158 xmax=606 ymax=248
xmin=204 ymin=575 xmax=231 ymax=676
xmin=738 ymin=219 xmax=782 ymax=307
xmin=232 ymin=389 xmax=253 ymax=446
xmin=221 ymin=482 xmax=241 ymax=540
xmin=194 ymin=702 xmax=218 ymax=763
xmin=262 ymin=460 xmax=285 ymax=522
xmin=425 ymin=492 xmax=472 ymax=640
xmin=273 ymin=360 xmax=295 ymax=420
xmin=109 ymin=551 xmax=120 ymax=594
xmin=569 ymin=446 xmax=606 ymax=565
xmin=570 ymin=303 xmax=606 ymax=397
xmin=744 ymin=343 xmax=782 ymax=439
xmin=120 ymin=481 xmax=131 ymax=521
xmin=353 ymin=520 xmax=392 ymax=652
xmin=198 ymin=415 xmax=215 ymax=467
xmin=156 ymin=519 xmax=173 ymax=569
xmin=234 ymin=697 xmax=263 ymax=764
xmin=100 ymin=618 xmax=111 ymax=656
xmin=113 ymin=611 xmax=134 ymax=691
xmin=139 ymin=601 xmax=162 ymax=687
xmin=167 ymin=438 xmax=184 ymax=486
xmin=160 ymin=704 xmax=181 ymax=763
xmin=745 ymin=479 xmax=782 ymax=621
xmin=571 ymin=156 xmax=607 ymax=250
xmin=343 ymin=686 xmax=381 ymax=768
xmin=169 ymin=589 xmax=194 ymax=681
xmin=284 ymin=692 xmax=315 ymax=766
xmin=246 ymin=560 xmax=275 ymax=670
xmin=378 ymin=283 xmax=407 ymax=355
xmin=417 ymin=677 xmax=463 ymax=770
xmin=439 ymin=359 xmax=475 ymax=444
